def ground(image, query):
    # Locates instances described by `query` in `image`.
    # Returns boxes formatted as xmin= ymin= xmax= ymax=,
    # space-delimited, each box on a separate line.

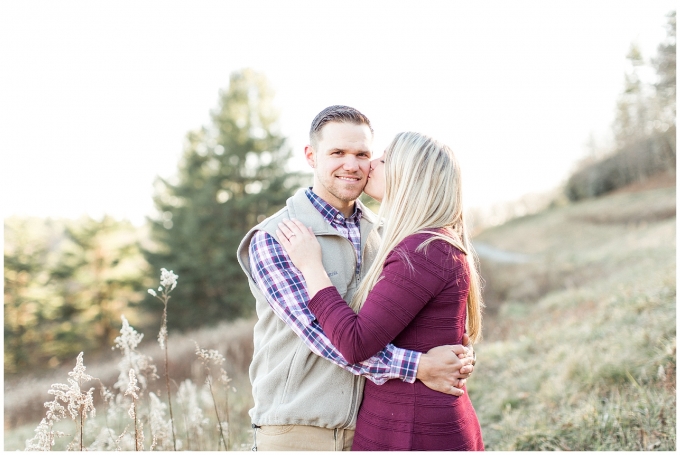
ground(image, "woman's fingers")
xmin=287 ymin=218 xmax=307 ymax=235
xmin=295 ymin=219 xmax=315 ymax=240
xmin=278 ymin=220 xmax=298 ymax=241
xmin=282 ymin=219 xmax=302 ymax=237
xmin=280 ymin=218 xmax=311 ymax=240
xmin=291 ymin=218 xmax=309 ymax=233
xmin=275 ymin=229 xmax=289 ymax=245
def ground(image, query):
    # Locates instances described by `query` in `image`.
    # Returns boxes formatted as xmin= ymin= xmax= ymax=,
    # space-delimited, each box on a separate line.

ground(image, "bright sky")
xmin=1 ymin=0 xmax=675 ymax=225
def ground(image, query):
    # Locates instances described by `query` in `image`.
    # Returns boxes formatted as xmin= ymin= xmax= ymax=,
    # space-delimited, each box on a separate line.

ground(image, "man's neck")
xmin=310 ymin=187 xmax=357 ymax=219
xmin=336 ymin=203 xmax=356 ymax=219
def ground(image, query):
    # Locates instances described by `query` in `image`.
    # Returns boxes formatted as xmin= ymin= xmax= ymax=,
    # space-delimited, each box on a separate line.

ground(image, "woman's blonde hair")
xmin=350 ymin=131 xmax=483 ymax=343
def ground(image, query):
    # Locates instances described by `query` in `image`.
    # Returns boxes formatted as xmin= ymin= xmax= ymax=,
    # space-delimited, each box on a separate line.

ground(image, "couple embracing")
xmin=237 ymin=105 xmax=484 ymax=451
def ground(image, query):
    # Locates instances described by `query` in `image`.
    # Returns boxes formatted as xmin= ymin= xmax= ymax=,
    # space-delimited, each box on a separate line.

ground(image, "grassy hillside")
xmin=468 ymin=184 xmax=676 ymax=450
xmin=5 ymin=184 xmax=675 ymax=451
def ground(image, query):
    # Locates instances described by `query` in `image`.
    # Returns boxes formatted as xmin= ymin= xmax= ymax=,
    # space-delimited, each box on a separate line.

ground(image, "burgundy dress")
xmin=308 ymin=232 xmax=484 ymax=451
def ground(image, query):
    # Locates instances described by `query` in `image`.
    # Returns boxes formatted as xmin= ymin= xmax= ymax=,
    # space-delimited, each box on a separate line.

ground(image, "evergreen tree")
xmin=145 ymin=69 xmax=306 ymax=330
xmin=614 ymin=11 xmax=676 ymax=147
xmin=612 ymin=43 xmax=651 ymax=147
xmin=4 ymin=216 xmax=147 ymax=375
xmin=652 ymin=11 xmax=676 ymax=127
xmin=565 ymin=12 xmax=676 ymax=201
xmin=51 ymin=216 xmax=149 ymax=349
xmin=4 ymin=217 xmax=54 ymax=374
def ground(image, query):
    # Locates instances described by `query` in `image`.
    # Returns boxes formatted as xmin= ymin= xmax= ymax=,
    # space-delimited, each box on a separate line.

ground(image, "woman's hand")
xmin=276 ymin=219 xmax=332 ymax=298
xmin=276 ymin=218 xmax=323 ymax=275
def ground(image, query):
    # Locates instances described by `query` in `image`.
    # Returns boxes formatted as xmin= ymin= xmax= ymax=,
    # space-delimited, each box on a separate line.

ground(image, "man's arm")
xmin=249 ymin=231 xmax=472 ymax=393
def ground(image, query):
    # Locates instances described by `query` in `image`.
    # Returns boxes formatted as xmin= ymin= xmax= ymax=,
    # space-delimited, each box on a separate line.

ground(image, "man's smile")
xmin=336 ymin=175 xmax=362 ymax=182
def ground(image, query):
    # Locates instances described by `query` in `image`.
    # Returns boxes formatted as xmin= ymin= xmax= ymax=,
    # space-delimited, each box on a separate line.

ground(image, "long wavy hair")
xmin=349 ymin=131 xmax=483 ymax=343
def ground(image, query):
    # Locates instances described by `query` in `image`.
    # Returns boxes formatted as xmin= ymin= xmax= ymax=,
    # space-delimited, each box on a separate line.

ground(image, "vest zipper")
xmin=318 ymin=233 xmax=363 ymax=428
xmin=341 ymin=374 xmax=361 ymax=428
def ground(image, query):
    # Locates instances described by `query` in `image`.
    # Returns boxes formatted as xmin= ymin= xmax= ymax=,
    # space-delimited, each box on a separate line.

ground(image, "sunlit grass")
xmin=6 ymin=186 xmax=675 ymax=450
xmin=469 ymin=186 xmax=676 ymax=450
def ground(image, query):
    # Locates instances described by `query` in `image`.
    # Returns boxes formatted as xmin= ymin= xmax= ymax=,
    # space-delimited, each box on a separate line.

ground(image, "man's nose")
xmin=342 ymin=155 xmax=360 ymax=172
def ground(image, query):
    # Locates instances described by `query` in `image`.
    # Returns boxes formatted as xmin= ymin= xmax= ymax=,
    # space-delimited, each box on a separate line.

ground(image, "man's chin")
xmin=333 ymin=184 xmax=365 ymax=200
xmin=335 ymin=190 xmax=364 ymax=203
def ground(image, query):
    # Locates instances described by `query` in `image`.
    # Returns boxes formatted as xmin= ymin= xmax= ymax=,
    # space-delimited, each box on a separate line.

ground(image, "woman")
xmin=277 ymin=131 xmax=484 ymax=451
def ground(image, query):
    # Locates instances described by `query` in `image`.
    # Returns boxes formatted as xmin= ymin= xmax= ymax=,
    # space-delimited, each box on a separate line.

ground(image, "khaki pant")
xmin=253 ymin=424 xmax=355 ymax=451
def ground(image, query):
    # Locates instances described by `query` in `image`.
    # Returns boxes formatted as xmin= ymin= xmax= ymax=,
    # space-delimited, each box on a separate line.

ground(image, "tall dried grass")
xmin=5 ymin=269 xmax=256 ymax=451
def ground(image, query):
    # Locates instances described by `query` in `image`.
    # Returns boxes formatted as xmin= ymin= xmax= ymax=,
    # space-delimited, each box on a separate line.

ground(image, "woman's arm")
xmin=278 ymin=219 xmax=453 ymax=364
xmin=277 ymin=219 xmax=473 ymax=390
xmin=308 ymin=247 xmax=448 ymax=363
xmin=249 ymin=230 xmax=421 ymax=383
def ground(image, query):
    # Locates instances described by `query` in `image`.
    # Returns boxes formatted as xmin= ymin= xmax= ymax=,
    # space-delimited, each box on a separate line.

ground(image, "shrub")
xmin=565 ymin=127 xmax=676 ymax=201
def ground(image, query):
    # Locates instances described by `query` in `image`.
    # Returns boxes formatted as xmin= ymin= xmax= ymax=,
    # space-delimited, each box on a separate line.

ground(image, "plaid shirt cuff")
xmin=391 ymin=347 xmax=421 ymax=383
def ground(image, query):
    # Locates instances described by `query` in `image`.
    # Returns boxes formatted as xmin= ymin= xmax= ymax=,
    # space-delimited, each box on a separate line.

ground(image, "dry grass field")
xmin=4 ymin=319 xmax=257 ymax=450
xmin=470 ymin=182 xmax=676 ymax=450
xmin=5 ymin=181 xmax=675 ymax=450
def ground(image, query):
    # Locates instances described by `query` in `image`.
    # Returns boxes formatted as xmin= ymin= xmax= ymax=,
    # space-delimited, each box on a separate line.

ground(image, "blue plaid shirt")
xmin=249 ymin=189 xmax=419 ymax=384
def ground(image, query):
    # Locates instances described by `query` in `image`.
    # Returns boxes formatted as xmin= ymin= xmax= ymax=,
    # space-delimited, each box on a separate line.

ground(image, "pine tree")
xmin=652 ymin=11 xmax=676 ymax=127
xmin=145 ymin=69 xmax=306 ymax=330
xmin=4 ymin=216 xmax=146 ymax=375
xmin=4 ymin=217 xmax=54 ymax=374
xmin=612 ymin=43 xmax=650 ymax=147
xmin=52 ymin=216 xmax=148 ymax=349
xmin=565 ymin=11 xmax=676 ymax=201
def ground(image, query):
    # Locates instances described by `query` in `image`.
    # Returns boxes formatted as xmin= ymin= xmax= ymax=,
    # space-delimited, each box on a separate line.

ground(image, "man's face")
xmin=305 ymin=122 xmax=372 ymax=215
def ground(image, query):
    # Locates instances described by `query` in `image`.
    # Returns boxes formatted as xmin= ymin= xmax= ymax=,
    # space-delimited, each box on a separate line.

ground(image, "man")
xmin=236 ymin=105 xmax=474 ymax=451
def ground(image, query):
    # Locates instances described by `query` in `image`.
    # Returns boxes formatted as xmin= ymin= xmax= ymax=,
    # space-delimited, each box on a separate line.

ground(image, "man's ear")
xmin=304 ymin=145 xmax=315 ymax=168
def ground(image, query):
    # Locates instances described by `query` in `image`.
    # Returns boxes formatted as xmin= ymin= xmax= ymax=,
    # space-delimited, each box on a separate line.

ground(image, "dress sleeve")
xmin=248 ymin=230 xmax=421 ymax=384
xmin=308 ymin=239 xmax=452 ymax=364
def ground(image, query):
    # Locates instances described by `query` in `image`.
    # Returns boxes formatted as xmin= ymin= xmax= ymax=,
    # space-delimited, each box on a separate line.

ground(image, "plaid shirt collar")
xmin=305 ymin=188 xmax=363 ymax=226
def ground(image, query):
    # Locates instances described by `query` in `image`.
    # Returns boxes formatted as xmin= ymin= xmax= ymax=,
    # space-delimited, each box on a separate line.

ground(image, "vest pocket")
xmin=279 ymin=343 xmax=303 ymax=404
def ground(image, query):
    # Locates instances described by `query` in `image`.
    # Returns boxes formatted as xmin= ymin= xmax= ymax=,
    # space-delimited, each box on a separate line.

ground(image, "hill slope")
xmin=469 ymin=185 xmax=676 ymax=450
xmin=5 ymin=186 xmax=675 ymax=451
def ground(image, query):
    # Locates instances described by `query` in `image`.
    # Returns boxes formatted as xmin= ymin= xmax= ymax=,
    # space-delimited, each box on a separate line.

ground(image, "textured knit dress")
xmin=308 ymin=232 xmax=484 ymax=451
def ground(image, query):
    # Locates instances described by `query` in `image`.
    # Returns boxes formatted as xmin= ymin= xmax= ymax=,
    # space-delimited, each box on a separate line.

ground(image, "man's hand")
xmin=416 ymin=334 xmax=475 ymax=396
xmin=461 ymin=332 xmax=476 ymax=371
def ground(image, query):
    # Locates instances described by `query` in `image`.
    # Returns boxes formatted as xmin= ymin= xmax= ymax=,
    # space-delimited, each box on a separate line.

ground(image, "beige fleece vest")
xmin=236 ymin=188 xmax=381 ymax=429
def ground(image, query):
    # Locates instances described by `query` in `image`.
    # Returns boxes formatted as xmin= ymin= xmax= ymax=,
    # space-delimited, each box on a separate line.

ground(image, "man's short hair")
xmin=309 ymin=105 xmax=374 ymax=147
